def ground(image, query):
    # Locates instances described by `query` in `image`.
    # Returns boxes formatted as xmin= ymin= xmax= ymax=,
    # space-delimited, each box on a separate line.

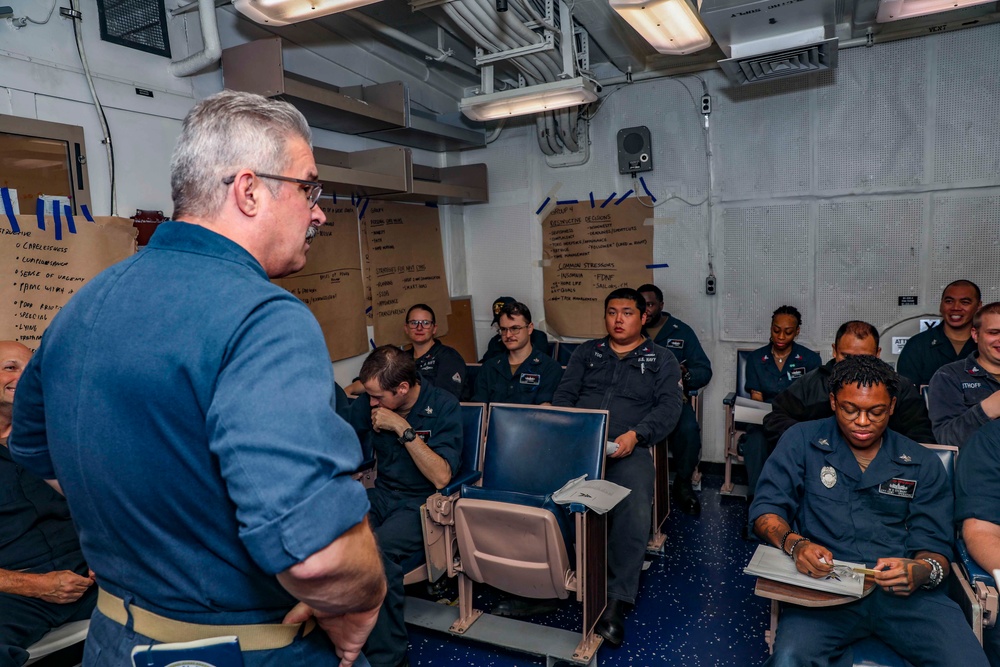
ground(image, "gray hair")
xmin=170 ymin=90 xmax=312 ymax=220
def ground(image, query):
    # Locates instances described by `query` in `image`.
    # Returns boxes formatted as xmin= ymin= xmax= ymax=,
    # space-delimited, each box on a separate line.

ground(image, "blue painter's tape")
xmin=638 ymin=176 xmax=657 ymax=203
xmin=64 ymin=205 xmax=77 ymax=234
xmin=0 ymin=188 xmax=20 ymax=233
xmin=600 ymin=193 xmax=617 ymax=208
xmin=81 ymin=205 xmax=95 ymax=222
xmin=425 ymin=202 xmax=438 ymax=208
xmin=589 ymin=192 xmax=595 ymax=208
xmin=35 ymin=198 xmax=46 ymax=231
xmin=556 ymin=199 xmax=578 ymax=205
xmin=645 ymin=263 xmax=670 ymax=269
xmin=358 ymin=198 xmax=370 ymax=220
xmin=365 ymin=306 xmax=373 ymax=314
xmin=53 ymin=204 xmax=62 ymax=241
xmin=369 ymin=338 xmax=376 ymax=349
xmin=614 ymin=190 xmax=633 ymax=205
xmin=535 ymin=197 xmax=551 ymax=216
xmin=333 ymin=193 xmax=337 ymax=204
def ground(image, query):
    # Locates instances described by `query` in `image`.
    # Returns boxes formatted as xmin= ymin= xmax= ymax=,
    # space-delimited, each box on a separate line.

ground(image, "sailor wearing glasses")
xmin=750 ymin=355 xmax=986 ymax=667
xmin=402 ymin=304 xmax=466 ymax=400
xmin=470 ymin=301 xmax=562 ymax=405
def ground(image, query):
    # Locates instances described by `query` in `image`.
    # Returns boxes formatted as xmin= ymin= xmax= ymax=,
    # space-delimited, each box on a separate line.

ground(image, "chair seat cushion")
xmin=461 ymin=485 xmax=575 ymax=561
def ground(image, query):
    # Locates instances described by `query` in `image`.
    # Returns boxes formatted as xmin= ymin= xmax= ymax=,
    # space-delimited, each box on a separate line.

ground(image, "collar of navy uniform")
xmin=810 ymin=418 xmax=862 ymax=482
xmin=409 ymin=383 xmax=436 ymax=421
xmin=855 ymin=430 xmax=913 ymax=489
xmin=150 ymin=221 xmax=269 ymax=280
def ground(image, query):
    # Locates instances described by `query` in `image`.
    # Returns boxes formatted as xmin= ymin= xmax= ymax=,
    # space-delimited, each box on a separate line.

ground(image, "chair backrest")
xmin=556 ymin=342 xmax=580 ymax=366
xmin=459 ymin=402 xmax=487 ymax=476
xmin=482 ymin=404 xmax=608 ymax=495
xmin=921 ymin=442 xmax=958 ymax=485
xmin=547 ymin=341 xmax=559 ymax=358
xmin=736 ymin=349 xmax=753 ymax=399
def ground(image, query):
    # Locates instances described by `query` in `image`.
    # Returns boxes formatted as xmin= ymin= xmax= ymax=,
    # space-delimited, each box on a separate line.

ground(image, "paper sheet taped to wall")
xmin=364 ymin=201 xmax=451 ymax=347
xmin=0 ymin=214 xmax=136 ymax=349
xmin=542 ymin=198 xmax=654 ymax=338
xmin=273 ymin=202 xmax=369 ymax=362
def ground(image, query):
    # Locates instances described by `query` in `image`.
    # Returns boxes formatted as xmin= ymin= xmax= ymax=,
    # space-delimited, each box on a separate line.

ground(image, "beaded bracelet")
xmin=788 ymin=537 xmax=811 ymax=560
xmin=779 ymin=529 xmax=794 ymax=555
xmin=921 ymin=557 xmax=944 ymax=589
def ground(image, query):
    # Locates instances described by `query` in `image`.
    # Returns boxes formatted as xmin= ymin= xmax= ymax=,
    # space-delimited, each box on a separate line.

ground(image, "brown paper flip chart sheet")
xmin=359 ymin=210 xmax=373 ymax=325
xmin=542 ymin=197 xmax=654 ymax=338
xmin=273 ymin=201 xmax=369 ymax=362
xmin=1 ymin=213 xmax=136 ymax=349
xmin=364 ymin=201 xmax=451 ymax=347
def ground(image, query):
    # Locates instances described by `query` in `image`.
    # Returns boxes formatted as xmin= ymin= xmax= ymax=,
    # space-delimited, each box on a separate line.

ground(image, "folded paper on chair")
xmin=552 ymin=475 xmax=630 ymax=514
xmin=733 ymin=397 xmax=772 ymax=425
xmin=131 ymin=635 xmax=244 ymax=667
xmin=744 ymin=545 xmax=865 ymax=597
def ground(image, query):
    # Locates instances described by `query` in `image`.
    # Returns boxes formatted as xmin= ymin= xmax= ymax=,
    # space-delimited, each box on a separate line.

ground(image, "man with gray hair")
xmin=10 ymin=91 xmax=385 ymax=667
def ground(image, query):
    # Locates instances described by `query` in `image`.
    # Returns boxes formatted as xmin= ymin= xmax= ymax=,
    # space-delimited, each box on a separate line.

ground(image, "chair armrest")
xmin=957 ymin=538 xmax=996 ymax=587
xmin=723 ymin=391 xmax=737 ymax=406
xmin=440 ymin=470 xmax=481 ymax=498
xmin=568 ymin=502 xmax=590 ymax=514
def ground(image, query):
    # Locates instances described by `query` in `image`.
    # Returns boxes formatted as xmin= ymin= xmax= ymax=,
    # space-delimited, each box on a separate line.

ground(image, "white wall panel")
xmin=816 ymin=39 xmax=927 ymax=193
xmin=930 ymin=191 xmax=1000 ymax=303
xmin=933 ymin=30 xmax=1000 ymax=186
xmin=816 ymin=198 xmax=925 ymax=335
xmin=713 ymin=76 xmax=813 ymax=201
xmin=720 ymin=203 xmax=812 ymax=342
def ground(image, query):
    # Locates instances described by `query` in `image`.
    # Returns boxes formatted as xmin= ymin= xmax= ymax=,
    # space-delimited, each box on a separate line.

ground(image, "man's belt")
xmin=97 ymin=588 xmax=315 ymax=651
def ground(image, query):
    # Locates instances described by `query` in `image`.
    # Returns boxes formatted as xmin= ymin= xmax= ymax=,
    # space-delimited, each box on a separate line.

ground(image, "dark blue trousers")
xmin=766 ymin=586 xmax=988 ymax=667
xmin=0 ymin=552 xmax=95 ymax=667
xmin=985 ymin=623 xmax=1000 ymax=667
xmin=668 ymin=402 xmax=701 ymax=482
xmin=605 ymin=447 xmax=654 ymax=604
xmin=363 ymin=487 xmax=425 ymax=667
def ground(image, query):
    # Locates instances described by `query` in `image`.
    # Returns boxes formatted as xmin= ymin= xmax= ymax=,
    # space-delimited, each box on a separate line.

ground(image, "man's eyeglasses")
xmin=499 ymin=325 xmax=527 ymax=335
xmin=407 ymin=320 xmax=434 ymax=329
xmin=222 ymin=173 xmax=323 ymax=208
xmin=836 ymin=404 xmax=890 ymax=423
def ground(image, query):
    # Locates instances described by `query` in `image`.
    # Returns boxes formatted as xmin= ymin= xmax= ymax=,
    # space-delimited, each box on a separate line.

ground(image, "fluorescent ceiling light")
xmin=233 ymin=0 xmax=381 ymax=25
xmin=460 ymin=78 xmax=599 ymax=122
xmin=610 ymin=0 xmax=712 ymax=55
xmin=875 ymin=0 xmax=993 ymax=21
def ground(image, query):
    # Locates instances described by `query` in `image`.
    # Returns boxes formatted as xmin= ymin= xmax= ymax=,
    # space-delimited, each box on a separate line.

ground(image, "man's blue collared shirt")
xmin=10 ymin=221 xmax=370 ymax=625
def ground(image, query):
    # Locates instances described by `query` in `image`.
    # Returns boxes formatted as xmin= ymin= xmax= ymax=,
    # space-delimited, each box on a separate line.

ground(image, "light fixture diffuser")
xmin=875 ymin=0 xmax=993 ymax=21
xmin=233 ymin=0 xmax=381 ymax=25
xmin=460 ymin=78 xmax=599 ymax=122
xmin=610 ymin=0 xmax=712 ymax=55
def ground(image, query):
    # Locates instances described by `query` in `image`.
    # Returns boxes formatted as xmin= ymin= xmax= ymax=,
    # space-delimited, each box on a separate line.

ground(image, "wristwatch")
xmin=398 ymin=428 xmax=417 ymax=445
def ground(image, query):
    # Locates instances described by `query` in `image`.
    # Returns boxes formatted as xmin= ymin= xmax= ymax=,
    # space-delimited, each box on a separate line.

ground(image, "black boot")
xmin=673 ymin=478 xmax=701 ymax=516
xmin=595 ymin=599 xmax=626 ymax=647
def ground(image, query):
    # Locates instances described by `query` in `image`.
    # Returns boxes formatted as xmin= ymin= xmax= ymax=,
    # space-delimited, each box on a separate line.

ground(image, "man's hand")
xmin=793 ymin=542 xmax=834 ymax=578
xmin=611 ymin=431 xmax=639 ymax=459
xmin=873 ymin=557 xmax=932 ymax=596
xmin=34 ymin=570 xmax=95 ymax=604
xmin=370 ymin=407 xmax=409 ymax=437
xmin=284 ymin=602 xmax=381 ymax=667
xmin=982 ymin=390 xmax=1000 ymax=420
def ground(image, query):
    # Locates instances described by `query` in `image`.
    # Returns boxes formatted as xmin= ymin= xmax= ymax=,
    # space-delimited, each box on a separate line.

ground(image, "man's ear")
xmin=233 ymin=171 xmax=262 ymax=217
xmin=888 ymin=396 xmax=897 ymax=416
xmin=395 ymin=381 xmax=411 ymax=397
xmin=829 ymin=393 xmax=837 ymax=413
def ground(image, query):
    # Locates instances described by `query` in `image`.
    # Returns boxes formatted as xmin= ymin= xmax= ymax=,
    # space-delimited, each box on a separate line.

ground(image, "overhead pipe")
xmin=346 ymin=11 xmax=480 ymax=78
xmin=170 ymin=0 xmax=222 ymax=77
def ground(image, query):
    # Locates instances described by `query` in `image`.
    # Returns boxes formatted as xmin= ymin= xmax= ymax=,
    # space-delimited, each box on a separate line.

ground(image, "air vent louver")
xmin=719 ymin=38 xmax=838 ymax=85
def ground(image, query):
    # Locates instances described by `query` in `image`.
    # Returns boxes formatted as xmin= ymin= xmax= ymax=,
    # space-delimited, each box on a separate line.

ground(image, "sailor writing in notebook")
xmin=749 ymin=355 xmax=985 ymax=667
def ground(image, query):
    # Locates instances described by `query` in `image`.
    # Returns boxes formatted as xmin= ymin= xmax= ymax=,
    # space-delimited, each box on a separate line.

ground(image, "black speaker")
xmin=616 ymin=126 xmax=652 ymax=174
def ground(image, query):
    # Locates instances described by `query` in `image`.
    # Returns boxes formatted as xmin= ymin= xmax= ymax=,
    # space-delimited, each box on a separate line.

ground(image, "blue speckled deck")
xmin=404 ymin=474 xmax=771 ymax=666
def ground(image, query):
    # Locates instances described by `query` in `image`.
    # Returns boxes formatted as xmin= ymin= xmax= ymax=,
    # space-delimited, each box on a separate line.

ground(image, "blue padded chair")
xmin=449 ymin=403 xmax=609 ymax=661
xmin=721 ymin=349 xmax=753 ymax=494
xmin=401 ymin=403 xmax=486 ymax=585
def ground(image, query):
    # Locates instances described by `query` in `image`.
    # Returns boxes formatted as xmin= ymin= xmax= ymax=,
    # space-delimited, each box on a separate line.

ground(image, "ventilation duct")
xmin=719 ymin=37 xmax=837 ymax=85
xmin=698 ymin=0 xmax=838 ymax=85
